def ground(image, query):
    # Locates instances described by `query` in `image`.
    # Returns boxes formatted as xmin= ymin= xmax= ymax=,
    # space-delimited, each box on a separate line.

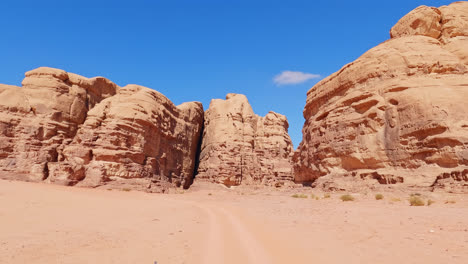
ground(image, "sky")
xmin=0 ymin=0 xmax=456 ymax=148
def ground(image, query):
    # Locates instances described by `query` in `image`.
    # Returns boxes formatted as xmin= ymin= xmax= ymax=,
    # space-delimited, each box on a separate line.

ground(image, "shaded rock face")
xmin=0 ymin=67 xmax=203 ymax=192
xmin=294 ymin=2 xmax=468 ymax=192
xmin=196 ymin=94 xmax=294 ymax=187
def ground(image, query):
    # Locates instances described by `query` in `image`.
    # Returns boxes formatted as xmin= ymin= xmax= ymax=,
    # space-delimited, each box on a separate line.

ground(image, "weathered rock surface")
xmin=390 ymin=5 xmax=443 ymax=39
xmin=196 ymin=94 xmax=294 ymax=187
xmin=0 ymin=67 xmax=118 ymax=181
xmin=294 ymin=2 xmax=468 ymax=192
xmin=0 ymin=67 xmax=203 ymax=192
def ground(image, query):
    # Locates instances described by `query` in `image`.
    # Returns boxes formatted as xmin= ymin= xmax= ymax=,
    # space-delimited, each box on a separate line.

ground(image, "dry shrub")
xmin=292 ymin=193 xmax=308 ymax=199
xmin=409 ymin=196 xmax=425 ymax=206
xmin=340 ymin=194 xmax=355 ymax=202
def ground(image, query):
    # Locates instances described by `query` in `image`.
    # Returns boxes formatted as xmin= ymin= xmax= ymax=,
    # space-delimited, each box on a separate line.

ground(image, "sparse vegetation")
xmin=315 ymin=197 xmax=319 ymax=200
xmin=310 ymin=193 xmax=316 ymax=199
xmin=208 ymin=193 xmax=212 ymax=196
xmin=340 ymin=194 xmax=355 ymax=202
xmin=107 ymin=188 xmax=112 ymax=191
xmin=427 ymin=199 xmax=435 ymax=206
xmin=375 ymin=194 xmax=384 ymax=200
xmin=323 ymin=193 xmax=331 ymax=199
xmin=292 ymin=193 xmax=308 ymax=199
xmin=391 ymin=197 xmax=401 ymax=202
xmin=122 ymin=188 xmax=131 ymax=192
xmin=445 ymin=200 xmax=456 ymax=204
xmin=409 ymin=195 xmax=425 ymax=206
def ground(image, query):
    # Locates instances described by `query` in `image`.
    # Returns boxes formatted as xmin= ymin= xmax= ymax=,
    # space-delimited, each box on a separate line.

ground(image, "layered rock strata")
xmin=196 ymin=94 xmax=294 ymax=187
xmin=294 ymin=2 xmax=468 ymax=192
xmin=0 ymin=67 xmax=203 ymax=191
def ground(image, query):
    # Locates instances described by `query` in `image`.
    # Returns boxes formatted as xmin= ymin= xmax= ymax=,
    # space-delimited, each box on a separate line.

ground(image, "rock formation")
xmin=0 ymin=67 xmax=118 ymax=181
xmin=196 ymin=94 xmax=294 ymax=187
xmin=2 ymin=2 xmax=467 ymax=193
xmin=0 ymin=67 xmax=203 ymax=192
xmin=294 ymin=2 xmax=468 ymax=192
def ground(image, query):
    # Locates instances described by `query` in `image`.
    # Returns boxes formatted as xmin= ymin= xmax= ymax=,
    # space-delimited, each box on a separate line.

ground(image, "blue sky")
xmin=0 ymin=0 xmax=455 ymax=148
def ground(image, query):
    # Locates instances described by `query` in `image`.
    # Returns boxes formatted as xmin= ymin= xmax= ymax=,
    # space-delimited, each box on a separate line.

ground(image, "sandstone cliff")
xmin=2 ymin=2 xmax=467 ymax=193
xmin=0 ymin=67 xmax=203 ymax=192
xmin=196 ymin=94 xmax=294 ymax=187
xmin=294 ymin=2 xmax=468 ymax=192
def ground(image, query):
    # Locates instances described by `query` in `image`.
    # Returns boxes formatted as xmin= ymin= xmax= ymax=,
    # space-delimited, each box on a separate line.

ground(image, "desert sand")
xmin=1 ymin=179 xmax=467 ymax=264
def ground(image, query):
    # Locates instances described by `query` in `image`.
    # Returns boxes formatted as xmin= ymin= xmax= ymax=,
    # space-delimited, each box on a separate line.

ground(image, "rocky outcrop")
xmin=0 ymin=67 xmax=118 ymax=181
xmin=294 ymin=2 xmax=468 ymax=192
xmin=196 ymin=94 xmax=294 ymax=187
xmin=0 ymin=67 xmax=203 ymax=192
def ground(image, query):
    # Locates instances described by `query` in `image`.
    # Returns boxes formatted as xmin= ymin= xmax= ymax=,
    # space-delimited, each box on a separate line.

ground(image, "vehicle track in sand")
xmin=189 ymin=200 xmax=309 ymax=264
xmin=195 ymin=204 xmax=274 ymax=264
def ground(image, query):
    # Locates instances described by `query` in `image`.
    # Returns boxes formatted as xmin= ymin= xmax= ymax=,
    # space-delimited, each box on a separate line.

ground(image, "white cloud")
xmin=273 ymin=71 xmax=320 ymax=85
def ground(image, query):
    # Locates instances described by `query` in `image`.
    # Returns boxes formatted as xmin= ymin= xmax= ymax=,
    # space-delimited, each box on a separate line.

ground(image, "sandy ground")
xmin=1 ymin=180 xmax=468 ymax=264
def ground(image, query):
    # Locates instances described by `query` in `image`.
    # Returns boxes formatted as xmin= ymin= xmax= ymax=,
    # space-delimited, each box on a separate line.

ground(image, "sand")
xmin=1 ymin=179 xmax=467 ymax=264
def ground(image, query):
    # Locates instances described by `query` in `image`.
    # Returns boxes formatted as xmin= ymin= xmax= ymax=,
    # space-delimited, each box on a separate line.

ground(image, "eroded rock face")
xmin=390 ymin=6 xmax=442 ymax=39
xmin=0 ymin=67 xmax=203 ymax=192
xmin=196 ymin=94 xmax=294 ymax=187
xmin=55 ymin=85 xmax=204 ymax=191
xmin=294 ymin=2 xmax=468 ymax=192
xmin=0 ymin=67 xmax=118 ymax=181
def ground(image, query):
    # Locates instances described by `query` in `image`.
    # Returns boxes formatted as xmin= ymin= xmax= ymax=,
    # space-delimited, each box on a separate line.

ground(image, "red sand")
xmin=1 ymin=180 xmax=467 ymax=264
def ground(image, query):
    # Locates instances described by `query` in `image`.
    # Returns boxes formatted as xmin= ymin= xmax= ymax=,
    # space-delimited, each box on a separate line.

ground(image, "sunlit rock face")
xmin=293 ymin=2 xmax=468 ymax=192
xmin=0 ymin=67 xmax=204 ymax=192
xmin=196 ymin=94 xmax=294 ymax=187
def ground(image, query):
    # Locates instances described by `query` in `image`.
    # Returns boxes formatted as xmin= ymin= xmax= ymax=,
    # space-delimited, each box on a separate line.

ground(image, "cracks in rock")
xmin=239 ymin=155 xmax=243 ymax=185
xmin=191 ymin=121 xmax=204 ymax=186
xmin=239 ymin=111 xmax=245 ymax=185
xmin=42 ymin=162 xmax=49 ymax=180
xmin=52 ymin=88 xmax=115 ymax=185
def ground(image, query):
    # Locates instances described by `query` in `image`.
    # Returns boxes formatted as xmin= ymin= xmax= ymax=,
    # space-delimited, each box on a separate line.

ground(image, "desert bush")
xmin=409 ymin=196 xmax=425 ymax=206
xmin=292 ymin=193 xmax=308 ymax=199
xmin=427 ymin=199 xmax=435 ymax=206
xmin=340 ymin=194 xmax=355 ymax=202
xmin=122 ymin=188 xmax=131 ymax=192
xmin=375 ymin=194 xmax=384 ymax=200
xmin=323 ymin=193 xmax=331 ymax=199
xmin=391 ymin=197 xmax=401 ymax=202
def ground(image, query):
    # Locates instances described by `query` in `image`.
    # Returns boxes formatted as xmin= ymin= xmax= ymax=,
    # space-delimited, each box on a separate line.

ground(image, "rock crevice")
xmin=0 ymin=68 xmax=204 ymax=192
